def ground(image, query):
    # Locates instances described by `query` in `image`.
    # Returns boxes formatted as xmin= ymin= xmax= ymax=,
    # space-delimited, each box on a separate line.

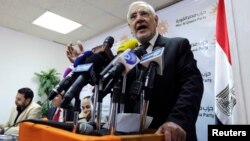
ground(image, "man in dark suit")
xmin=126 ymin=1 xmax=204 ymax=141
xmin=47 ymin=93 xmax=74 ymax=122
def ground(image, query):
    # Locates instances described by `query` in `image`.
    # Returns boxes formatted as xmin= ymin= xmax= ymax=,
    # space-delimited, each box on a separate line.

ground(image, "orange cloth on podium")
xmin=19 ymin=122 xmax=121 ymax=141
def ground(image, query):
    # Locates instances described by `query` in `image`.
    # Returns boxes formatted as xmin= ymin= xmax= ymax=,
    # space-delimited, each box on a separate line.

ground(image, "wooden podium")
xmin=19 ymin=122 xmax=164 ymax=141
xmin=120 ymin=134 xmax=164 ymax=141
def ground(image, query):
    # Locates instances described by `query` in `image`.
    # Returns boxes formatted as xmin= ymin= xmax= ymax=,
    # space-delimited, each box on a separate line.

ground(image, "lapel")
xmin=16 ymin=103 xmax=32 ymax=123
xmin=9 ymin=108 xmax=18 ymax=126
xmin=50 ymin=107 xmax=57 ymax=119
xmin=153 ymin=34 xmax=167 ymax=49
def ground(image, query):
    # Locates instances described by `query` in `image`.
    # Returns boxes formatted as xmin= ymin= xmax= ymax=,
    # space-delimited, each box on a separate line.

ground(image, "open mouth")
xmin=136 ymin=25 xmax=148 ymax=32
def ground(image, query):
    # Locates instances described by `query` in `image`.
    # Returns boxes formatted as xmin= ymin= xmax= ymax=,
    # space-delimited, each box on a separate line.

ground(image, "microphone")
xmin=48 ymin=72 xmax=78 ymax=101
xmin=103 ymin=36 xmax=114 ymax=48
xmin=117 ymin=38 xmax=138 ymax=54
xmin=100 ymin=36 xmax=115 ymax=61
xmin=73 ymin=50 xmax=93 ymax=67
xmin=48 ymin=36 xmax=114 ymax=101
xmin=77 ymin=122 xmax=94 ymax=134
xmin=140 ymin=47 xmax=165 ymax=75
xmin=21 ymin=119 xmax=94 ymax=135
xmin=74 ymin=36 xmax=114 ymax=67
xmin=100 ymin=46 xmax=147 ymax=105
xmin=138 ymin=47 xmax=165 ymax=132
xmin=60 ymin=63 xmax=96 ymax=108
xmin=129 ymin=68 xmax=146 ymax=98
xmin=100 ymin=38 xmax=139 ymax=78
xmin=47 ymin=63 xmax=91 ymax=101
xmin=95 ymin=40 xmax=140 ymax=130
xmin=61 ymin=51 xmax=114 ymax=108
xmin=63 ymin=66 xmax=73 ymax=78
xmin=102 ymin=49 xmax=140 ymax=82
xmin=101 ymin=44 xmax=147 ymax=84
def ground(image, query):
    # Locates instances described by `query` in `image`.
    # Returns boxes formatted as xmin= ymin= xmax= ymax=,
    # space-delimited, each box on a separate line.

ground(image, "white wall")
xmin=0 ymin=26 xmax=71 ymax=123
xmin=225 ymin=0 xmax=250 ymax=123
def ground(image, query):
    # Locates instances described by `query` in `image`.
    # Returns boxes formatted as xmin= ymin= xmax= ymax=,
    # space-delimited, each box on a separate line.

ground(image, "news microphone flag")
xmin=215 ymin=0 xmax=237 ymax=124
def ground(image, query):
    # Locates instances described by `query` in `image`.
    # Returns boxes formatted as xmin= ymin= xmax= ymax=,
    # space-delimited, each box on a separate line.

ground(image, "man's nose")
xmin=135 ymin=14 xmax=144 ymax=21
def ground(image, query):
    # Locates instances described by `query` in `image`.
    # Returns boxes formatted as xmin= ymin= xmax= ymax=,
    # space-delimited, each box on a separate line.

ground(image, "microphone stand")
xmin=70 ymin=93 xmax=81 ymax=133
xmin=90 ymin=84 xmax=99 ymax=125
xmin=108 ymin=77 xmax=122 ymax=135
xmin=72 ymin=111 xmax=79 ymax=133
xmin=119 ymin=74 xmax=127 ymax=113
xmin=139 ymin=62 xmax=157 ymax=133
xmin=73 ymin=94 xmax=81 ymax=113
xmin=88 ymin=69 xmax=98 ymax=129
xmin=129 ymin=67 xmax=146 ymax=113
xmin=96 ymin=80 xmax=103 ymax=130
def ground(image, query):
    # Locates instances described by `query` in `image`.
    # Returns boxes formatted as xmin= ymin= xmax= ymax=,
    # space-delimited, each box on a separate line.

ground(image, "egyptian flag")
xmin=214 ymin=0 xmax=237 ymax=124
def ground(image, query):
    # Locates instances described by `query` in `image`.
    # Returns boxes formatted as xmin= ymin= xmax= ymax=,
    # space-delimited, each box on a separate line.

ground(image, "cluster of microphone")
xmin=25 ymin=36 xmax=165 ymax=136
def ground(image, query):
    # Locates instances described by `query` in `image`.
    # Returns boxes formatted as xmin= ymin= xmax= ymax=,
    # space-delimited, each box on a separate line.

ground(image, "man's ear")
xmin=25 ymin=98 xmax=31 ymax=105
xmin=155 ymin=15 xmax=159 ymax=24
xmin=128 ymin=23 xmax=135 ymax=37
xmin=128 ymin=23 xmax=132 ymax=30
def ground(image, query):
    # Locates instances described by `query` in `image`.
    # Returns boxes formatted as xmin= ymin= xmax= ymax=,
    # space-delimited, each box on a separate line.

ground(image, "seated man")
xmin=0 ymin=87 xmax=41 ymax=135
xmin=78 ymin=96 xmax=92 ymax=122
xmin=47 ymin=93 xmax=74 ymax=122
xmin=78 ymin=96 xmax=108 ymax=124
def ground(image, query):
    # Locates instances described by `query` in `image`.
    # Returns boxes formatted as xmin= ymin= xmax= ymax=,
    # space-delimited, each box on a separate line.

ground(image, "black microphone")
xmin=21 ymin=119 xmax=94 ymax=135
xmin=60 ymin=54 xmax=105 ymax=109
xmin=48 ymin=37 xmax=114 ymax=101
xmin=77 ymin=122 xmax=94 ymax=134
xmin=47 ymin=71 xmax=79 ymax=101
xmin=73 ymin=50 xmax=93 ymax=67
xmin=100 ymin=46 xmax=147 ymax=101
xmin=101 ymin=48 xmax=144 ymax=83
xmin=61 ymin=36 xmax=115 ymax=108
xmin=129 ymin=68 xmax=146 ymax=98
xmin=99 ymin=38 xmax=139 ymax=79
xmin=103 ymin=36 xmax=114 ymax=48
xmin=100 ymin=36 xmax=115 ymax=61
xmin=21 ymin=119 xmax=74 ymax=131
xmin=48 ymin=53 xmax=94 ymax=101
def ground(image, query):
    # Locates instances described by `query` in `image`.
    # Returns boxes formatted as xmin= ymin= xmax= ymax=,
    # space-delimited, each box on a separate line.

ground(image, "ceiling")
xmin=0 ymin=0 xmax=178 ymax=45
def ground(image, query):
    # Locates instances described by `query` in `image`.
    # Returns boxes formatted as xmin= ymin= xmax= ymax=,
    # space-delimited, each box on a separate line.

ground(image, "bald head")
xmin=127 ymin=1 xmax=158 ymax=44
xmin=127 ymin=1 xmax=156 ymax=22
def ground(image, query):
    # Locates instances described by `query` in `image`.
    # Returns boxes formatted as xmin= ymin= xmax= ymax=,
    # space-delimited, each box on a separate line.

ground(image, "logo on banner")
xmin=120 ymin=34 xmax=129 ymax=42
xmin=157 ymin=20 xmax=169 ymax=35
xmin=216 ymin=85 xmax=236 ymax=116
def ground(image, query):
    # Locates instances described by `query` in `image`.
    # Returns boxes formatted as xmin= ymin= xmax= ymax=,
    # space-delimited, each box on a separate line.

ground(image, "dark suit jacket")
xmin=47 ymin=107 xmax=74 ymax=122
xmin=125 ymin=35 xmax=204 ymax=141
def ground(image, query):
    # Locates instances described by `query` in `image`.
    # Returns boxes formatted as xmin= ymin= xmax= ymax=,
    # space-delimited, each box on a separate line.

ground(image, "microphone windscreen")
xmin=73 ymin=50 xmax=93 ymax=67
xmin=117 ymin=38 xmax=139 ymax=54
xmin=21 ymin=119 xmax=74 ymax=132
xmin=63 ymin=66 xmax=73 ymax=78
xmin=77 ymin=122 xmax=94 ymax=134
xmin=103 ymin=36 xmax=114 ymax=48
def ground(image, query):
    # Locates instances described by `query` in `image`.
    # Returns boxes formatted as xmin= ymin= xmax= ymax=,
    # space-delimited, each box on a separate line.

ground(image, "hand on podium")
xmin=155 ymin=122 xmax=186 ymax=141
